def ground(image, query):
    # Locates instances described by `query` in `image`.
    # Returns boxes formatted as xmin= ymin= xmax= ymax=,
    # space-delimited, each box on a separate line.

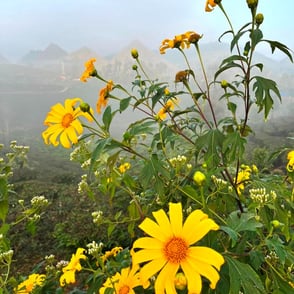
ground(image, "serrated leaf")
xmin=226 ymin=256 xmax=266 ymax=294
xmin=251 ymin=28 xmax=263 ymax=48
xmin=222 ymin=132 xmax=247 ymax=163
xmin=220 ymin=225 xmax=239 ymax=247
xmin=227 ymin=211 xmax=263 ymax=233
xmin=252 ymin=76 xmax=282 ymax=119
xmin=262 ymin=39 xmax=293 ymax=62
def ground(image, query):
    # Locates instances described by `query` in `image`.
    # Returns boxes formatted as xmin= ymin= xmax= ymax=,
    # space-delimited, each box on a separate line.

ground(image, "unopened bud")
xmin=271 ymin=220 xmax=280 ymax=228
xmin=247 ymin=0 xmax=258 ymax=9
xmin=132 ymin=64 xmax=138 ymax=70
xmin=255 ymin=13 xmax=264 ymax=25
xmin=193 ymin=171 xmax=206 ymax=186
xmin=174 ymin=272 xmax=187 ymax=290
xmin=131 ymin=48 xmax=139 ymax=59
xmin=221 ymin=80 xmax=228 ymax=88
xmin=80 ymin=102 xmax=90 ymax=113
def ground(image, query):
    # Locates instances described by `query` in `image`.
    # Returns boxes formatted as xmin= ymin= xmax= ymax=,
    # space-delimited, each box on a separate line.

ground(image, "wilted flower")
xmin=97 ymin=80 xmax=114 ymax=113
xmin=80 ymin=58 xmax=97 ymax=82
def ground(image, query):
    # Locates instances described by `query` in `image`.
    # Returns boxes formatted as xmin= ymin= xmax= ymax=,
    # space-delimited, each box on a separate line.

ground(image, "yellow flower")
xmin=287 ymin=150 xmax=294 ymax=172
xmin=42 ymin=98 xmax=93 ymax=148
xmin=235 ymin=165 xmax=252 ymax=195
xmin=97 ymin=80 xmax=114 ymax=114
xmin=205 ymin=0 xmax=217 ymax=12
xmin=157 ymin=99 xmax=177 ymax=120
xmin=101 ymin=246 xmax=123 ymax=263
xmin=132 ymin=202 xmax=224 ymax=294
xmin=119 ymin=162 xmax=131 ymax=174
xmin=59 ymin=248 xmax=87 ymax=287
xmin=80 ymin=58 xmax=97 ymax=82
xmin=160 ymin=31 xmax=201 ymax=54
xmin=99 ymin=265 xmax=142 ymax=294
xmin=16 ymin=273 xmax=46 ymax=293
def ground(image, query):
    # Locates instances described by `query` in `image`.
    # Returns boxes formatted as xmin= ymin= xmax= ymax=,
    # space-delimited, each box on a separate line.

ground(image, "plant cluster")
xmin=1 ymin=0 xmax=294 ymax=293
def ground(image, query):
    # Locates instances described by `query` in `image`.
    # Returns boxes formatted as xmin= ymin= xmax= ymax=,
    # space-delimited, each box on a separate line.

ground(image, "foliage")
xmin=1 ymin=0 xmax=294 ymax=293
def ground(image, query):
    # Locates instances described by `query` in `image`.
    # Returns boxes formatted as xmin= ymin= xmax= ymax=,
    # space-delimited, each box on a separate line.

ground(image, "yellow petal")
xmin=132 ymin=237 xmax=162 ymax=249
xmin=132 ymin=248 xmax=163 ymax=264
xmin=65 ymin=127 xmax=78 ymax=144
xmin=168 ymin=202 xmax=183 ymax=236
xmin=139 ymin=217 xmax=169 ymax=242
xmin=139 ymin=258 xmax=166 ymax=285
xmin=154 ymin=262 xmax=179 ymax=294
xmin=60 ymin=131 xmax=71 ymax=148
xmin=188 ymin=246 xmax=224 ymax=271
xmin=183 ymin=214 xmax=219 ymax=244
xmin=152 ymin=208 xmax=173 ymax=237
xmin=181 ymin=259 xmax=202 ymax=294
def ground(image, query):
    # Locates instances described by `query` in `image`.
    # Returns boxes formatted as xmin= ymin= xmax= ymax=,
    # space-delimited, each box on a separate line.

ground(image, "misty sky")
xmin=1 ymin=0 xmax=293 ymax=61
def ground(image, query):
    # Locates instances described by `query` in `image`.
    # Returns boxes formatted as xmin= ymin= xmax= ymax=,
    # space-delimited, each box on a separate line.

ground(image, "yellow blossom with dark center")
xmin=97 ymin=80 xmax=114 ymax=114
xmin=16 ymin=273 xmax=46 ymax=293
xmin=132 ymin=202 xmax=224 ymax=294
xmin=42 ymin=98 xmax=93 ymax=148
xmin=59 ymin=248 xmax=87 ymax=287
xmin=80 ymin=58 xmax=97 ymax=82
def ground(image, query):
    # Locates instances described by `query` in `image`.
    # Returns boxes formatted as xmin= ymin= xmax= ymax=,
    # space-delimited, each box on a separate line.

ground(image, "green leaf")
xmin=179 ymin=185 xmax=200 ymax=203
xmin=226 ymin=256 xmax=266 ymax=293
xmin=220 ymin=225 xmax=239 ymax=247
xmin=119 ymin=97 xmax=131 ymax=112
xmin=252 ymin=76 xmax=282 ymax=119
xmin=265 ymin=235 xmax=286 ymax=264
xmin=222 ymin=132 xmax=247 ymax=163
xmin=227 ymin=211 xmax=263 ymax=233
xmin=251 ymin=28 xmax=263 ymax=48
xmin=102 ymin=105 xmax=113 ymax=131
xmin=229 ymin=22 xmax=251 ymax=52
xmin=262 ymin=39 xmax=293 ymax=62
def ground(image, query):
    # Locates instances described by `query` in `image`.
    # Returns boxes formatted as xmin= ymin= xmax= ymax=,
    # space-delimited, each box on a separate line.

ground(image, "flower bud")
xmin=255 ymin=13 xmax=264 ymax=25
xmin=80 ymin=102 xmax=90 ymax=113
xmin=131 ymin=48 xmax=139 ymax=59
xmin=132 ymin=64 xmax=138 ymax=71
xmin=271 ymin=220 xmax=280 ymax=228
xmin=221 ymin=80 xmax=228 ymax=89
xmin=193 ymin=171 xmax=206 ymax=186
xmin=174 ymin=272 xmax=187 ymax=290
xmin=247 ymin=0 xmax=258 ymax=9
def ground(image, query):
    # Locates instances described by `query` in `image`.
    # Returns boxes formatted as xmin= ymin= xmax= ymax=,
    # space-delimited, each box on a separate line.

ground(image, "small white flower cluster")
xmin=31 ymin=195 xmax=49 ymax=208
xmin=0 ymin=249 xmax=14 ymax=264
xmin=78 ymin=174 xmax=89 ymax=194
xmin=81 ymin=158 xmax=91 ymax=169
xmin=249 ymin=188 xmax=277 ymax=204
xmin=56 ymin=260 xmax=68 ymax=269
xmin=92 ymin=210 xmax=104 ymax=225
xmin=265 ymin=251 xmax=279 ymax=263
xmin=211 ymin=175 xmax=228 ymax=188
xmin=86 ymin=241 xmax=103 ymax=256
xmin=169 ymin=155 xmax=192 ymax=171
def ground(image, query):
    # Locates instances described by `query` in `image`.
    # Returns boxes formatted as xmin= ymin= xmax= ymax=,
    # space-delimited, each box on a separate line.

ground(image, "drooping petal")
xmin=154 ymin=262 xmax=179 ymax=294
xmin=60 ymin=131 xmax=71 ymax=148
xmin=168 ymin=202 xmax=183 ymax=236
xmin=139 ymin=258 xmax=167 ymax=285
xmin=71 ymin=119 xmax=83 ymax=134
xmin=183 ymin=213 xmax=219 ymax=244
xmin=187 ymin=257 xmax=221 ymax=289
xmin=181 ymin=259 xmax=202 ymax=294
xmin=188 ymin=246 xmax=224 ymax=271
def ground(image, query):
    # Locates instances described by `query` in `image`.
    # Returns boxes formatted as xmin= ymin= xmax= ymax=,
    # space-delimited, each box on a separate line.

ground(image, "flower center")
xmin=62 ymin=113 xmax=74 ymax=128
xmin=163 ymin=237 xmax=188 ymax=264
xmin=119 ymin=285 xmax=130 ymax=294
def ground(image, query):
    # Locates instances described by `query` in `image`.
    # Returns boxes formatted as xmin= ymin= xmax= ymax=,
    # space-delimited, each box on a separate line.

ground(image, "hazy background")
xmin=1 ymin=0 xmax=293 ymax=61
xmin=0 ymin=0 xmax=293 ymax=147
